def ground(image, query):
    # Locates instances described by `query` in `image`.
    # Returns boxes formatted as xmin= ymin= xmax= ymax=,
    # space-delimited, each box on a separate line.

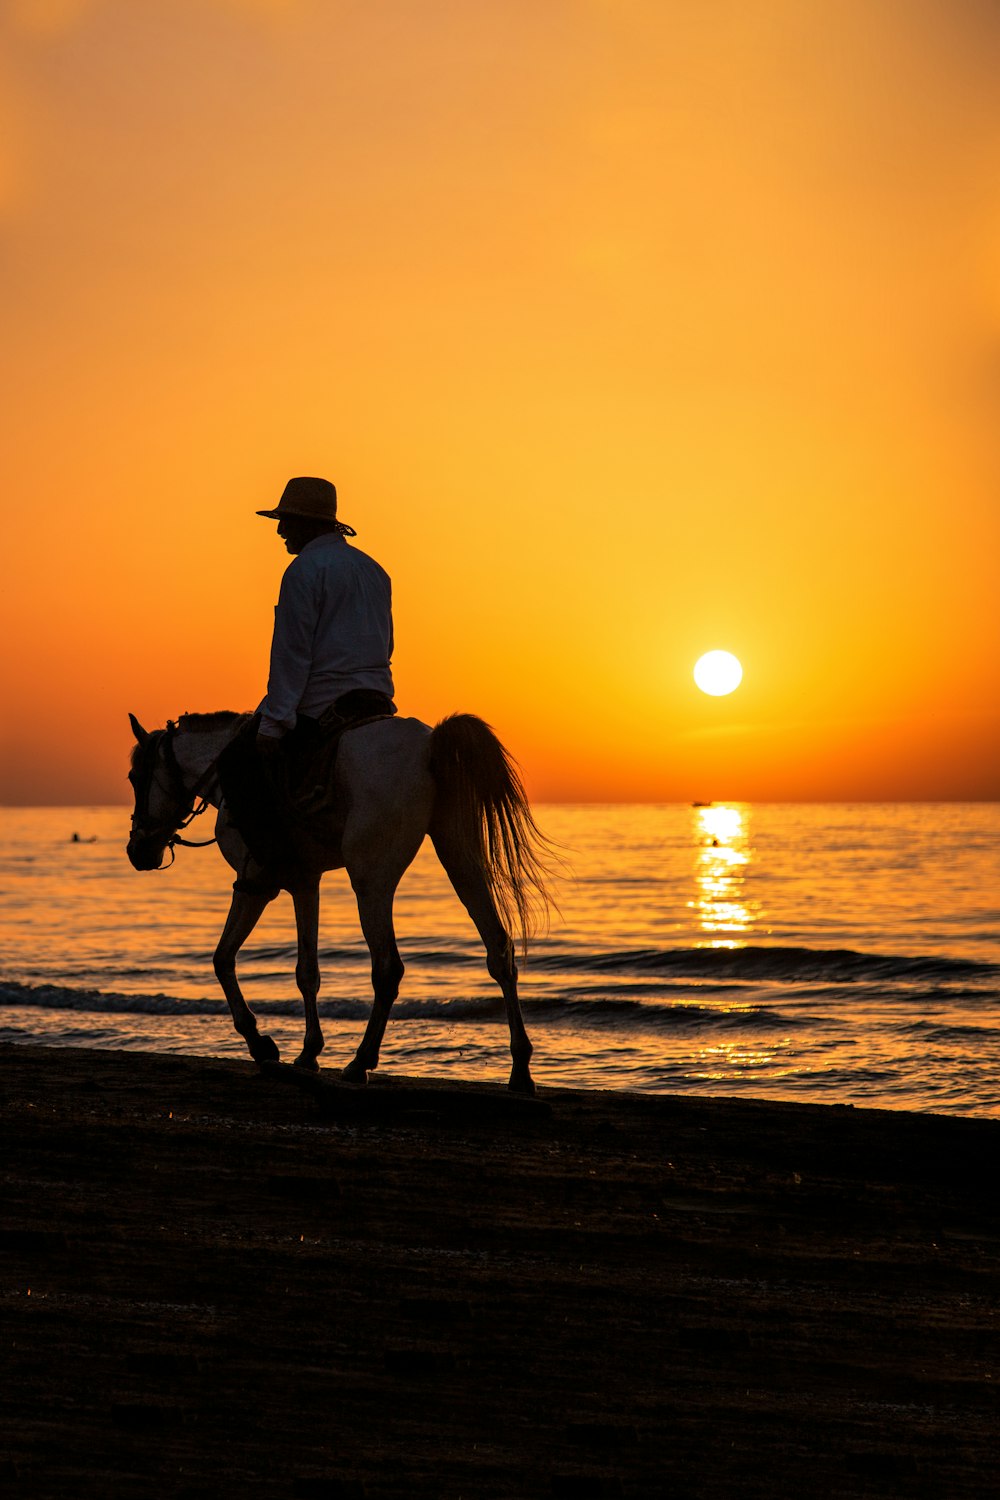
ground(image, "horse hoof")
xmin=293 ymin=1054 xmax=321 ymax=1073
xmin=508 ymin=1067 xmax=535 ymax=1096
xmin=251 ymin=1033 xmax=280 ymax=1065
xmin=341 ymin=1060 xmax=369 ymax=1087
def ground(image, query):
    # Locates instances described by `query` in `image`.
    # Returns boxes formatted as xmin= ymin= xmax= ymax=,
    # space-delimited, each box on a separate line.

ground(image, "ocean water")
xmin=1 ymin=803 xmax=997 ymax=1117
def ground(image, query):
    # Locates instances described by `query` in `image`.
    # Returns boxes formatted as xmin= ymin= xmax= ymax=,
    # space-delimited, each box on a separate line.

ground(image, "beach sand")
xmin=1 ymin=1043 xmax=997 ymax=1498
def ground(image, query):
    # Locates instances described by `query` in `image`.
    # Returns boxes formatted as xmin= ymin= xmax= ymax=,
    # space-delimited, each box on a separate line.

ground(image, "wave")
xmin=0 ymin=980 xmax=811 ymax=1034
xmin=530 ymin=944 xmax=999 ymax=985
xmin=198 ymin=940 xmax=999 ymax=985
xmin=38 ymin=940 xmax=997 ymax=993
xmin=1 ymin=945 xmax=995 ymax=1040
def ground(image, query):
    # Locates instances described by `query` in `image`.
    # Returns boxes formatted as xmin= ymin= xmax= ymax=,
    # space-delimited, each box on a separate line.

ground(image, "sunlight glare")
xmin=693 ymin=650 xmax=743 ymax=696
xmin=690 ymin=803 xmax=758 ymax=946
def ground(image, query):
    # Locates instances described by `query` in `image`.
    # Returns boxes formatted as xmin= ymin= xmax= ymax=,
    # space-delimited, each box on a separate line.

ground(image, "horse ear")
xmin=128 ymin=713 xmax=149 ymax=744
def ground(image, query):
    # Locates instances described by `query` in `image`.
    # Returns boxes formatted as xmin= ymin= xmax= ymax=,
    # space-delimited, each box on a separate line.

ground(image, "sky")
xmin=1 ymin=0 xmax=998 ymax=804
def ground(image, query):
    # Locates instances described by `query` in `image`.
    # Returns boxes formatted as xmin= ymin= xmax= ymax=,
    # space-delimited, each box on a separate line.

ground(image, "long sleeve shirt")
xmin=258 ymin=532 xmax=394 ymax=738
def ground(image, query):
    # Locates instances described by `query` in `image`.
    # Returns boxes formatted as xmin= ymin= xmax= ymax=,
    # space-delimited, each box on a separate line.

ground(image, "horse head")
xmin=126 ymin=714 xmax=190 ymax=870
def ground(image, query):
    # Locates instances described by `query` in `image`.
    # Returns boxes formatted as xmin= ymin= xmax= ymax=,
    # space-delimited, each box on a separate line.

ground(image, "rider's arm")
xmin=258 ymin=560 xmax=316 ymax=739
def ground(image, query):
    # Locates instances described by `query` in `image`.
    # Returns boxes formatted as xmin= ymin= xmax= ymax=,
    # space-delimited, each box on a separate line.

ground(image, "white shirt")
xmin=258 ymin=532 xmax=394 ymax=737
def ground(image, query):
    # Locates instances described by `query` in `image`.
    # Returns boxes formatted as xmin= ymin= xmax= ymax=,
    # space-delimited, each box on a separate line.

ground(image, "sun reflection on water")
xmin=690 ymin=803 xmax=760 ymax=947
xmin=691 ymin=1041 xmax=790 ymax=1082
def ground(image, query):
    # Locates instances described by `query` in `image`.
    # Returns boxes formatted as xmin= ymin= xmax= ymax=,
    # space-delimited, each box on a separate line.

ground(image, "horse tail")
xmin=429 ymin=714 xmax=554 ymax=954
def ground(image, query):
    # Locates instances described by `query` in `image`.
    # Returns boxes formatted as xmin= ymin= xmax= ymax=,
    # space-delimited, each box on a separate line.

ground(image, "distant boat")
xmin=691 ymin=801 xmax=713 ymax=808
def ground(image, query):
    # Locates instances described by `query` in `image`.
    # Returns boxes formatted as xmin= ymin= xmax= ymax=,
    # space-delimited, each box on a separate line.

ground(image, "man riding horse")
xmin=128 ymin=474 xmax=550 ymax=1086
xmin=222 ymin=475 xmax=396 ymax=895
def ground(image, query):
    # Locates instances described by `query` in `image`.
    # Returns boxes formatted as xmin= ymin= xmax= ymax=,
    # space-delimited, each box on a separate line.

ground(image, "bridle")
xmin=128 ymin=721 xmax=221 ymax=869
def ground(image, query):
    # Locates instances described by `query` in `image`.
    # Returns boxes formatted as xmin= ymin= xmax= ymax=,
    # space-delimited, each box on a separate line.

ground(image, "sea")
xmin=1 ymin=803 xmax=997 ymax=1117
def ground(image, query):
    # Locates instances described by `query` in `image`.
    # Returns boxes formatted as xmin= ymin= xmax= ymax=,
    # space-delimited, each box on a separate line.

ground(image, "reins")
xmin=171 ymin=807 xmax=216 ymax=848
xmin=160 ymin=727 xmax=220 ymax=850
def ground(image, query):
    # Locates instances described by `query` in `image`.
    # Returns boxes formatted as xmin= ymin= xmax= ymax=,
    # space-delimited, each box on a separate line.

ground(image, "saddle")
xmin=292 ymin=691 xmax=398 ymax=820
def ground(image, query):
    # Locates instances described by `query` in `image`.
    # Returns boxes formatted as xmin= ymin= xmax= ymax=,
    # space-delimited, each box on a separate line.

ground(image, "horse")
xmin=126 ymin=710 xmax=551 ymax=1093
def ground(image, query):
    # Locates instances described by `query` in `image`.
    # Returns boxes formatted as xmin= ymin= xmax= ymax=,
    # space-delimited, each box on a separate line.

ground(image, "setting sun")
xmin=694 ymin=651 xmax=743 ymax=697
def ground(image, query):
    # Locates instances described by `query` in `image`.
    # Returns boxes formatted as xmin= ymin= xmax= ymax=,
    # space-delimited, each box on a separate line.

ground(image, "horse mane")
xmin=176 ymin=711 xmax=249 ymax=734
xmin=130 ymin=711 xmax=248 ymax=771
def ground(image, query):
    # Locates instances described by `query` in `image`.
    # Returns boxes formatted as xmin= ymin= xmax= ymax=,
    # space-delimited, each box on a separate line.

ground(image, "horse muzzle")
xmin=126 ymin=831 xmax=171 ymax=871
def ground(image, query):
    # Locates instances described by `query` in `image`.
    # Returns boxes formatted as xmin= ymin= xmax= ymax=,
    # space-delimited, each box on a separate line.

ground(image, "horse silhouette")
xmin=126 ymin=710 xmax=551 ymax=1092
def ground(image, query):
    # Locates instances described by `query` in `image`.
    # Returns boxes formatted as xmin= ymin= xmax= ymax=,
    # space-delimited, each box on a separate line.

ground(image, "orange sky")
xmin=1 ymin=0 xmax=998 ymax=804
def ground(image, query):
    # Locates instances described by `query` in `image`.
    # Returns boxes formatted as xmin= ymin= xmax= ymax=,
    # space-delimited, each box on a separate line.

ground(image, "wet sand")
xmin=2 ymin=1042 xmax=998 ymax=1498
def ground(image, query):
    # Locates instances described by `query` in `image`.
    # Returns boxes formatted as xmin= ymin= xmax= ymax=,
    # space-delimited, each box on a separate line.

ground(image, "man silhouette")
xmin=220 ymin=476 xmax=395 ymax=894
xmin=255 ymin=475 xmax=395 ymax=752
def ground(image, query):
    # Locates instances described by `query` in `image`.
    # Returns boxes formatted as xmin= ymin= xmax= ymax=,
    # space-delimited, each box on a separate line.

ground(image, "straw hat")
xmin=256 ymin=476 xmax=355 ymax=534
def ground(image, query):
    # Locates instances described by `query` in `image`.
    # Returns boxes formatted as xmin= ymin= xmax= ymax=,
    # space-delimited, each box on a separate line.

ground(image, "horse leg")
xmin=213 ymin=890 xmax=280 ymax=1064
xmin=342 ymin=877 xmax=404 ymax=1086
xmin=432 ymin=841 xmax=534 ymax=1094
xmin=291 ymin=882 xmax=324 ymax=1072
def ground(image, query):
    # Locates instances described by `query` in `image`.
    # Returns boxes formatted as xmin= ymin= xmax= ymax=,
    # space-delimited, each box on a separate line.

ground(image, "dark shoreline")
xmin=2 ymin=1042 xmax=998 ymax=1497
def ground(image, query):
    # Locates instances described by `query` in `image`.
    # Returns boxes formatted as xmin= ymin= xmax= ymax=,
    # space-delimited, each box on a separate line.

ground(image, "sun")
xmin=694 ymin=650 xmax=743 ymax=696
